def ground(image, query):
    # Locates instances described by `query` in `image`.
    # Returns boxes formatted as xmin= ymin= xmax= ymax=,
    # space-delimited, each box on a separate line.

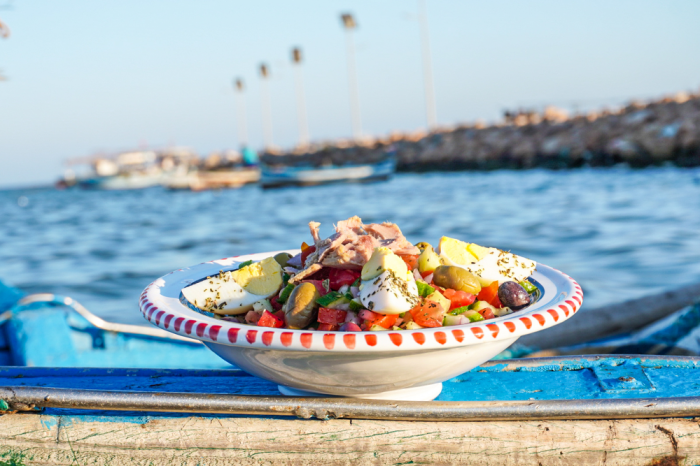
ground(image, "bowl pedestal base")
xmin=278 ymin=382 xmax=443 ymax=401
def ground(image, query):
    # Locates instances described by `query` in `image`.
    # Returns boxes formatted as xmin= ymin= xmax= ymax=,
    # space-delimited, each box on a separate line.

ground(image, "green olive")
xmin=284 ymin=282 xmax=320 ymax=329
xmin=432 ymin=266 xmax=482 ymax=294
xmin=414 ymin=242 xmax=432 ymax=253
xmin=273 ymin=252 xmax=293 ymax=268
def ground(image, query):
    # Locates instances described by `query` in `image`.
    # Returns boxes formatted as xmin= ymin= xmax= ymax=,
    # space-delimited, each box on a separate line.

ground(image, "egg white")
xmin=182 ymin=272 xmax=271 ymax=315
xmin=359 ymin=270 xmax=420 ymax=315
xmin=461 ymin=248 xmax=536 ymax=284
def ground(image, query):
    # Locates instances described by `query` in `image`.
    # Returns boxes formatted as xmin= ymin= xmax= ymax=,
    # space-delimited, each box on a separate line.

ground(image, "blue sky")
xmin=1 ymin=0 xmax=699 ymax=187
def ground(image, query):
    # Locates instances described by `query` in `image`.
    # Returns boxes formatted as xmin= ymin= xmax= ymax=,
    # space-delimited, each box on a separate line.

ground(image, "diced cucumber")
xmin=369 ymin=325 xmax=389 ymax=331
xmin=392 ymin=326 xmax=402 ymax=331
xmin=344 ymin=291 xmax=355 ymax=301
xmin=252 ymin=299 xmax=272 ymax=312
xmin=450 ymin=306 xmax=470 ymax=316
xmin=349 ymin=299 xmax=364 ymax=312
xmin=494 ymin=307 xmax=514 ymax=317
xmin=404 ymin=321 xmax=424 ymax=330
xmin=443 ymin=314 xmax=463 ymax=326
xmin=277 ymin=283 xmax=295 ymax=304
xmin=351 ymin=278 xmax=360 ymax=287
xmin=519 ymin=280 xmax=538 ymax=294
xmin=472 ymin=300 xmax=497 ymax=313
xmin=466 ymin=311 xmax=484 ymax=322
xmin=426 ymin=290 xmax=451 ymax=314
xmin=316 ymin=291 xmax=351 ymax=309
xmin=416 ymin=281 xmax=435 ymax=298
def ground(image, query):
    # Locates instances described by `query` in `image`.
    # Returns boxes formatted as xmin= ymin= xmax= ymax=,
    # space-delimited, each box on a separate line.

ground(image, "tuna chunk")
xmin=364 ymin=222 xmax=420 ymax=255
xmin=297 ymin=216 xmax=417 ymax=272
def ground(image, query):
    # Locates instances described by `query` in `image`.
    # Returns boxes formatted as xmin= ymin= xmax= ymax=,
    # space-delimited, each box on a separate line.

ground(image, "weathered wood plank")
xmin=1 ymin=413 xmax=698 ymax=465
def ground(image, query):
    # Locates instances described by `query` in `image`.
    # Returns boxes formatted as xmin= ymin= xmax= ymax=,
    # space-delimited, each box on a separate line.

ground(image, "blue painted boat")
xmin=260 ymin=150 xmax=396 ymax=188
xmin=0 ymin=281 xmax=228 ymax=369
xmin=2 ymin=279 xmax=700 ymax=462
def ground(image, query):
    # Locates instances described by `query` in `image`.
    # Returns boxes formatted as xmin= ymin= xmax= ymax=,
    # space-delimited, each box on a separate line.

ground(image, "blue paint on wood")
xmin=7 ymin=308 xmax=79 ymax=367
xmin=0 ymin=280 xmax=23 ymax=311
xmin=2 ymin=357 xmax=700 ymax=406
xmin=591 ymin=359 xmax=654 ymax=393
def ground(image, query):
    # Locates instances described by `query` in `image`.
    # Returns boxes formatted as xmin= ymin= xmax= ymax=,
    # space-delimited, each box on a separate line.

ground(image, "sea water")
xmin=1 ymin=167 xmax=700 ymax=325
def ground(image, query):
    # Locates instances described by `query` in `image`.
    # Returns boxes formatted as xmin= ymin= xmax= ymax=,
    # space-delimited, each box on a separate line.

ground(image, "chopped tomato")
xmin=318 ymin=307 xmax=348 ymax=325
xmin=318 ymin=323 xmax=340 ymax=331
xmin=301 ymin=279 xmax=331 ymax=296
xmin=420 ymin=270 xmax=433 ymax=279
xmin=442 ymin=289 xmax=476 ymax=310
xmin=398 ymin=254 xmax=419 ymax=271
xmin=430 ymin=283 xmax=445 ymax=294
xmin=410 ymin=300 xmax=445 ymax=328
xmin=300 ymin=244 xmax=316 ymax=266
xmin=477 ymin=281 xmax=500 ymax=307
xmin=359 ymin=310 xmax=398 ymax=330
xmin=257 ymin=310 xmax=284 ymax=328
xmin=270 ymin=295 xmax=283 ymax=311
xmin=273 ymin=310 xmax=286 ymax=324
xmin=329 ymin=268 xmax=360 ymax=291
xmin=478 ymin=308 xmax=495 ymax=320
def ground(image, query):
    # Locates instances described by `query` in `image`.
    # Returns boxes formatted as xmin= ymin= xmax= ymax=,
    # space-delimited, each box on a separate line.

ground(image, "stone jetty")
xmin=263 ymin=91 xmax=700 ymax=170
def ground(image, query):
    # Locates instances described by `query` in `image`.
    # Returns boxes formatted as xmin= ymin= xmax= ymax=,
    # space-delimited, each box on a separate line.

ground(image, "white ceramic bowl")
xmin=140 ymin=250 xmax=583 ymax=401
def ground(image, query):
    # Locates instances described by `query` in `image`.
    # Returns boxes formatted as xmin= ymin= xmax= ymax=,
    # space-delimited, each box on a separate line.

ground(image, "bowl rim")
xmin=140 ymin=250 xmax=583 ymax=352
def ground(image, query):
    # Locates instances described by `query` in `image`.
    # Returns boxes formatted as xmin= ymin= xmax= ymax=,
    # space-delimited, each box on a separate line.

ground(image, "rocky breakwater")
xmin=264 ymin=91 xmax=700 ymax=171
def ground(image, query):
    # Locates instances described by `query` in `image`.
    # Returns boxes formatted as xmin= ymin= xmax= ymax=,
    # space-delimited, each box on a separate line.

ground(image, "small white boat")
xmin=260 ymin=149 xmax=396 ymax=188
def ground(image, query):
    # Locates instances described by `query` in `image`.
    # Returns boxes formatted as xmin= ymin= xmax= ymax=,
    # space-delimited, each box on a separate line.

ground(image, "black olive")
xmin=498 ymin=281 xmax=531 ymax=310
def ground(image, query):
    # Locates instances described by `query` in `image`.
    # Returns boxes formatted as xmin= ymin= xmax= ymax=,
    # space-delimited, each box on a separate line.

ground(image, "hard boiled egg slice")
xmin=360 ymin=270 xmax=420 ymax=315
xmin=182 ymin=257 xmax=283 ymax=315
xmin=462 ymin=248 xmax=536 ymax=285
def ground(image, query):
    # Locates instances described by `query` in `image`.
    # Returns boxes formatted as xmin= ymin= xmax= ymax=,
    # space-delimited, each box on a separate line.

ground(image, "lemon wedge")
xmin=437 ymin=236 xmax=479 ymax=266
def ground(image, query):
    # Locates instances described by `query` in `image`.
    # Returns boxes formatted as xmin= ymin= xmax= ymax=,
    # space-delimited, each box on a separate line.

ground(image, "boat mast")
xmin=291 ymin=47 xmax=310 ymax=148
xmin=418 ymin=0 xmax=437 ymax=130
xmin=340 ymin=13 xmax=362 ymax=140
xmin=233 ymin=78 xmax=248 ymax=147
xmin=259 ymin=63 xmax=274 ymax=150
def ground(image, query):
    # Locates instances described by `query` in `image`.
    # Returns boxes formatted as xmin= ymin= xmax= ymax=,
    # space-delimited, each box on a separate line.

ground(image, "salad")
xmin=182 ymin=216 xmax=539 ymax=332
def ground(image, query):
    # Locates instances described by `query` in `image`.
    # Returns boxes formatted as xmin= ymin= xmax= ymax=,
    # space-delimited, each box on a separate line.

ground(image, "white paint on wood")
xmin=0 ymin=414 xmax=697 ymax=465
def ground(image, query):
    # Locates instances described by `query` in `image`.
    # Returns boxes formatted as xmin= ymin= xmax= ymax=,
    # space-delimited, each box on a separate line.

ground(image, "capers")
xmin=284 ymin=282 xmax=320 ymax=329
xmin=497 ymin=281 xmax=531 ymax=310
xmin=432 ymin=265 xmax=482 ymax=294
xmin=273 ymin=252 xmax=293 ymax=268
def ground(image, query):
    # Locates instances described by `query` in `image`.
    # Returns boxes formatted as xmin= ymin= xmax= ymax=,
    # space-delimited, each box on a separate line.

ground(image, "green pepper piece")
xmin=519 ymin=280 xmax=538 ymax=294
xmin=416 ymin=281 xmax=435 ymax=298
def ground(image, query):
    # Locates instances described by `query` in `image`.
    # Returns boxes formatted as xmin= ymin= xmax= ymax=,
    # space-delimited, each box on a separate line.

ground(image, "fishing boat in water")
xmin=2 ymin=279 xmax=700 ymax=464
xmin=260 ymin=146 xmax=396 ymax=188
